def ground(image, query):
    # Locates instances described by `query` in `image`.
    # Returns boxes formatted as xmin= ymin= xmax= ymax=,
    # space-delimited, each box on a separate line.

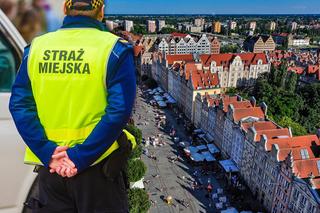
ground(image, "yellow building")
xmin=213 ymin=21 xmax=222 ymax=33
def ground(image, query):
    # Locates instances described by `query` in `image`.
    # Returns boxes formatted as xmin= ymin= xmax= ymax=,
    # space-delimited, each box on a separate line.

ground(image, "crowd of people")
xmin=0 ymin=0 xmax=61 ymax=43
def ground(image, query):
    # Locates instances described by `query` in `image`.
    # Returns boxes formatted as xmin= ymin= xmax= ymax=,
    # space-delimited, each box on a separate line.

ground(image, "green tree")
xmin=125 ymin=124 xmax=142 ymax=145
xmin=220 ymin=44 xmax=239 ymax=53
xmin=285 ymin=71 xmax=298 ymax=93
xmin=160 ymin=27 xmax=177 ymax=34
xmin=298 ymin=84 xmax=320 ymax=133
xmin=225 ymin=87 xmax=238 ymax=96
xmin=129 ymin=145 xmax=143 ymax=159
xmin=128 ymin=188 xmax=151 ymax=213
xmin=252 ymin=76 xmax=273 ymax=102
xmin=278 ymin=116 xmax=308 ymax=136
xmin=132 ymin=24 xmax=147 ymax=35
xmin=127 ymin=159 xmax=147 ymax=183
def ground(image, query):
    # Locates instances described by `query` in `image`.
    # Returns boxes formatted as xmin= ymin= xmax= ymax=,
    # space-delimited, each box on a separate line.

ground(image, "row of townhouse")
xmin=151 ymin=53 xmax=221 ymax=122
xmin=157 ymin=34 xmax=221 ymax=55
xmin=151 ymin=52 xmax=271 ymax=122
xmin=200 ymin=53 xmax=270 ymax=88
xmin=193 ymin=94 xmax=320 ymax=213
xmin=151 ymin=52 xmax=271 ymax=90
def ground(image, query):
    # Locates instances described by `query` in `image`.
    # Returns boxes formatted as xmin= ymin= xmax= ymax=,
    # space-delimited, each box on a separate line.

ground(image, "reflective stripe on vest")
xmin=25 ymin=28 xmax=136 ymax=165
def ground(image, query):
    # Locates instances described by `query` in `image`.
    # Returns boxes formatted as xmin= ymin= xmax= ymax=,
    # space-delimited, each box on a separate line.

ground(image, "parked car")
xmin=0 ymin=9 xmax=37 ymax=213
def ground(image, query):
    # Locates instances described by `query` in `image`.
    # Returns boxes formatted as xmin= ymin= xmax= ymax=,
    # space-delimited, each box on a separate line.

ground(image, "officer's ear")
xmin=97 ymin=5 xmax=105 ymax=21
xmin=62 ymin=1 xmax=67 ymax=15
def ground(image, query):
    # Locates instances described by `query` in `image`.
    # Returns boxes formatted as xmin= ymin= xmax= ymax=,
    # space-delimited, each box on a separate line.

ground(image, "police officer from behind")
xmin=9 ymin=0 xmax=137 ymax=212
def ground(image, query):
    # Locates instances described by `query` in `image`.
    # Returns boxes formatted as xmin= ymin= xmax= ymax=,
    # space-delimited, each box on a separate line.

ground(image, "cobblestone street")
xmin=133 ymin=87 xmax=222 ymax=213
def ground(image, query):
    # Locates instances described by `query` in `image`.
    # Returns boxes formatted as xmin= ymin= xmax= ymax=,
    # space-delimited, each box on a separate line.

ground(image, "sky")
xmin=105 ymin=0 xmax=320 ymax=14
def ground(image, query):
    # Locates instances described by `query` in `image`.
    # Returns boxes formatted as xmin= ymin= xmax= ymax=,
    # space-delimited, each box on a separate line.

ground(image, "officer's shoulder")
xmin=118 ymin=38 xmax=133 ymax=49
xmin=111 ymin=38 xmax=133 ymax=58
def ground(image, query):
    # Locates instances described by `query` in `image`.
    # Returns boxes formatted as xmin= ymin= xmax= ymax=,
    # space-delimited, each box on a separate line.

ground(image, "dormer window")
xmin=300 ymin=149 xmax=309 ymax=159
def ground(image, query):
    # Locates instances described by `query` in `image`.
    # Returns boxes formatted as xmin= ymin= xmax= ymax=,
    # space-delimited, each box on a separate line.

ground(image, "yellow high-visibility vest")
xmin=25 ymin=28 xmax=136 ymax=165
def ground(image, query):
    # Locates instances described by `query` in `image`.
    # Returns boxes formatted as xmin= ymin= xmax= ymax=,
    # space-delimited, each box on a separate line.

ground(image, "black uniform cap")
xmin=66 ymin=0 xmax=104 ymax=11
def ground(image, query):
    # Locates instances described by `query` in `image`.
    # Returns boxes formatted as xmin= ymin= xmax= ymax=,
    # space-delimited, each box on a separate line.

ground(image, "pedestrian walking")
xmin=9 ymin=0 xmax=136 ymax=212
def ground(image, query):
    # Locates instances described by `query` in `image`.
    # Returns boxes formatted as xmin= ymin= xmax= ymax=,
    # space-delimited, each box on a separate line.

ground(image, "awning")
xmin=157 ymin=101 xmax=167 ymax=108
xmin=190 ymin=153 xmax=204 ymax=162
xmin=156 ymin=87 xmax=164 ymax=93
xmin=221 ymin=208 xmax=239 ymax=213
xmin=201 ymin=151 xmax=216 ymax=162
xmin=207 ymin=143 xmax=220 ymax=154
xmin=196 ymin=145 xmax=207 ymax=151
xmin=193 ymin=129 xmax=204 ymax=134
xmin=184 ymin=146 xmax=199 ymax=154
xmin=154 ymin=95 xmax=164 ymax=101
xmin=219 ymin=159 xmax=239 ymax=172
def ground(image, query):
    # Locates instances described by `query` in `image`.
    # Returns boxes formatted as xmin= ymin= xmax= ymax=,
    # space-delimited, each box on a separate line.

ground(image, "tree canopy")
xmin=246 ymin=64 xmax=319 ymax=135
xmin=127 ymin=159 xmax=147 ymax=183
xmin=125 ymin=124 xmax=143 ymax=145
xmin=128 ymin=188 xmax=151 ymax=213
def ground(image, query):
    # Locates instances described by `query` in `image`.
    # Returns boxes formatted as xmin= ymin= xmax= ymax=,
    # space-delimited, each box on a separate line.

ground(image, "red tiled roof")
xmin=288 ymin=66 xmax=305 ymax=74
xmin=278 ymin=146 xmax=315 ymax=161
xmin=171 ymin=32 xmax=188 ymax=37
xmin=266 ymin=135 xmax=320 ymax=151
xmin=200 ymin=53 xmax=268 ymax=67
xmin=242 ymin=121 xmax=277 ymax=132
xmin=167 ymin=54 xmax=194 ymax=65
xmin=232 ymin=101 xmax=252 ymax=109
xmin=293 ymin=158 xmax=320 ymax=178
xmin=311 ymin=177 xmax=320 ymax=189
xmin=204 ymin=93 xmax=219 ymax=107
xmin=184 ymin=63 xmax=220 ymax=89
xmin=233 ymin=107 xmax=265 ymax=122
xmin=255 ymin=128 xmax=291 ymax=142
xmin=221 ymin=96 xmax=240 ymax=112
xmin=307 ymin=65 xmax=320 ymax=74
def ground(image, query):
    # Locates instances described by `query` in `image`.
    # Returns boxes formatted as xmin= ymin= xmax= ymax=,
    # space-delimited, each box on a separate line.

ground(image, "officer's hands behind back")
xmin=49 ymin=146 xmax=78 ymax=178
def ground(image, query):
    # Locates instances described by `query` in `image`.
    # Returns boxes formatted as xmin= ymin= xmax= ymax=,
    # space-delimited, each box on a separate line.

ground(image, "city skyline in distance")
xmin=105 ymin=0 xmax=320 ymax=15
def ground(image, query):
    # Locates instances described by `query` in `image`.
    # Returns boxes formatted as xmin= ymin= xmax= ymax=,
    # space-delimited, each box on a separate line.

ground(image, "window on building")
xmin=300 ymin=196 xmax=307 ymax=208
xmin=300 ymin=149 xmax=310 ymax=159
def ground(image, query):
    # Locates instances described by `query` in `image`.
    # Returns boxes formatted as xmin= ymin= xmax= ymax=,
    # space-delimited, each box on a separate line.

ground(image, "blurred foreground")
xmin=0 ymin=0 xmax=62 ymax=43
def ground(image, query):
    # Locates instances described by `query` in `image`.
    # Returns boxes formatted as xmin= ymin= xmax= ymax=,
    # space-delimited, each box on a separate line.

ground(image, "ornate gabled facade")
xmin=200 ymin=53 xmax=271 ymax=89
xmin=243 ymin=35 xmax=276 ymax=53
xmin=158 ymin=34 xmax=219 ymax=55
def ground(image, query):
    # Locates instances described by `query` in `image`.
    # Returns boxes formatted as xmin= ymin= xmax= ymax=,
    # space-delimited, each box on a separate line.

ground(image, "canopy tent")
xmin=207 ymin=143 xmax=220 ymax=154
xmin=201 ymin=151 xmax=216 ymax=162
xmin=190 ymin=153 xmax=205 ymax=162
xmin=221 ymin=208 xmax=239 ymax=213
xmin=166 ymin=97 xmax=177 ymax=104
xmin=196 ymin=145 xmax=207 ymax=151
xmin=219 ymin=159 xmax=239 ymax=172
xmin=156 ymin=87 xmax=164 ymax=93
xmin=184 ymin=146 xmax=199 ymax=154
xmin=154 ymin=95 xmax=164 ymax=101
xmin=193 ymin=129 xmax=204 ymax=134
xmin=157 ymin=101 xmax=167 ymax=108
